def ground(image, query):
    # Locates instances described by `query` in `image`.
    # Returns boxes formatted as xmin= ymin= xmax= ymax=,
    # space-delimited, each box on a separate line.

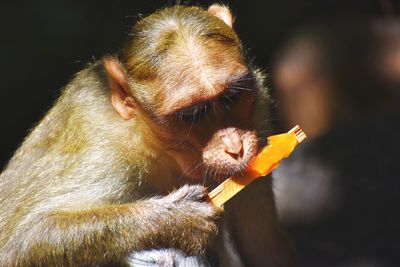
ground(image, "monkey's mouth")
xmin=212 ymin=161 xmax=249 ymax=182
xmin=205 ymin=163 xmax=252 ymax=190
xmin=178 ymin=132 xmax=259 ymax=185
xmin=200 ymin=154 xmax=254 ymax=185
xmin=204 ymin=146 xmax=258 ymax=184
xmin=180 ymin=159 xmax=249 ymax=185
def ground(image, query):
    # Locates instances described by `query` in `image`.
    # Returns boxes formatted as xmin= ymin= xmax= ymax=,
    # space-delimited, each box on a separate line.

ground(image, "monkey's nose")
xmin=222 ymin=134 xmax=244 ymax=160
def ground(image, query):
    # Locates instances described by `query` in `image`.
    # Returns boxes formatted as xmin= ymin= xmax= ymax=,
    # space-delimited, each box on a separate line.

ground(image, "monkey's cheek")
xmin=181 ymin=164 xmax=206 ymax=181
xmin=169 ymin=152 xmax=205 ymax=181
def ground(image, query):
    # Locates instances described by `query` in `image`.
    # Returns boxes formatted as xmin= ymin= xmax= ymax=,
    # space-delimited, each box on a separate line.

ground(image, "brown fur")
xmin=0 ymin=4 xmax=297 ymax=267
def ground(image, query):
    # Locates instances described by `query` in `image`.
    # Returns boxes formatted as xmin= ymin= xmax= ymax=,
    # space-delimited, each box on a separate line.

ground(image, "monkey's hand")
xmin=3 ymin=185 xmax=220 ymax=266
xmin=139 ymin=185 xmax=222 ymax=255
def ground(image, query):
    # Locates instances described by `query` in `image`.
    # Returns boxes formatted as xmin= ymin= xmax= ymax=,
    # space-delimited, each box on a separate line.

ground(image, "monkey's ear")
xmin=103 ymin=56 xmax=136 ymax=120
xmin=208 ymin=4 xmax=234 ymax=28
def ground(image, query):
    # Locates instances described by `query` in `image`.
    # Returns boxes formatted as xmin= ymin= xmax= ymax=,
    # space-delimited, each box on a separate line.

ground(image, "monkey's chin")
xmin=174 ymin=153 xmax=253 ymax=185
xmin=210 ymin=165 xmax=247 ymax=183
xmin=181 ymin=162 xmax=248 ymax=187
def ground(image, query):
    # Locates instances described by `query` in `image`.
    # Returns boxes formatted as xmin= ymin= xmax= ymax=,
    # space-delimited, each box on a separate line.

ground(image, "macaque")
xmin=0 ymin=4 xmax=297 ymax=267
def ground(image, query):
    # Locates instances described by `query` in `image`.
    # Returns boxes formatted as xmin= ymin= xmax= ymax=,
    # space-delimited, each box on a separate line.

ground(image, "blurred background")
xmin=1 ymin=0 xmax=399 ymax=266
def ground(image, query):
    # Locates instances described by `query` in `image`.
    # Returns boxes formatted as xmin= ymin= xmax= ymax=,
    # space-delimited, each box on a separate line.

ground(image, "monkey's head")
xmin=104 ymin=4 xmax=268 ymax=182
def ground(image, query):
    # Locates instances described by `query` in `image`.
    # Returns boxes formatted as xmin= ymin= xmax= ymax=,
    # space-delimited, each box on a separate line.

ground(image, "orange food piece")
xmin=208 ymin=126 xmax=306 ymax=207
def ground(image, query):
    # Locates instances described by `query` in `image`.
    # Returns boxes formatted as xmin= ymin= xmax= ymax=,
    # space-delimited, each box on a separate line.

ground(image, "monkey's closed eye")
xmin=219 ymin=75 xmax=256 ymax=108
xmin=219 ymin=88 xmax=241 ymax=109
xmin=177 ymin=102 xmax=209 ymax=123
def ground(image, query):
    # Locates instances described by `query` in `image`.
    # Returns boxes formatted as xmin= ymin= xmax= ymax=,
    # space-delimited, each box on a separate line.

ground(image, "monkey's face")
xmin=149 ymin=56 xmax=261 ymax=182
xmin=106 ymin=4 xmax=267 ymax=183
xmin=123 ymin=18 xmax=266 ymax=183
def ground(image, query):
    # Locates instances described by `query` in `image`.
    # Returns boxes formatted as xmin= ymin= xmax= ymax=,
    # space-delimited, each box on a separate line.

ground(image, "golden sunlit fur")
xmin=0 ymin=4 xmax=297 ymax=267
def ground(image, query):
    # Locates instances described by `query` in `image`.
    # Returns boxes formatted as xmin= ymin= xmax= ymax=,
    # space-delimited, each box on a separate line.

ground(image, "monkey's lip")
xmin=206 ymin=162 xmax=249 ymax=183
xmin=207 ymin=167 xmax=246 ymax=190
xmin=182 ymin=145 xmax=256 ymax=183
xmin=182 ymin=162 xmax=248 ymax=186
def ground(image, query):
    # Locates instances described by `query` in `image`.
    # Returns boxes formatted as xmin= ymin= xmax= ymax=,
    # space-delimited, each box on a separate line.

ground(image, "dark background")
xmin=1 ymin=1 xmax=400 ymax=266
xmin=1 ymin=0 xmax=398 ymax=169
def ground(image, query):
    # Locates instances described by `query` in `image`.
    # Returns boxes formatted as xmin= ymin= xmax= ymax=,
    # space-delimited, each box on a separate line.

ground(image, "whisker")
xmin=237 ymin=76 xmax=253 ymax=81
xmin=235 ymin=75 xmax=254 ymax=82
xmin=214 ymin=169 xmax=220 ymax=183
xmin=202 ymin=172 xmax=206 ymax=186
xmin=203 ymin=167 xmax=210 ymax=185
xmin=224 ymin=95 xmax=233 ymax=103
xmin=178 ymin=162 xmax=203 ymax=180
xmin=229 ymin=85 xmax=253 ymax=91
xmin=238 ymin=167 xmax=244 ymax=177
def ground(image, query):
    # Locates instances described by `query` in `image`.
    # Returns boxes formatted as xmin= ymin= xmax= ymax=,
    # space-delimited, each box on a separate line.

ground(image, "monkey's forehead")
xmin=149 ymin=33 xmax=248 ymax=114
xmin=156 ymin=64 xmax=250 ymax=115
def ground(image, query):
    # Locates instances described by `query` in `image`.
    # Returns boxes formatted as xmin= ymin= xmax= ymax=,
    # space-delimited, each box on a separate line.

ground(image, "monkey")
xmin=0 ymin=4 xmax=298 ymax=267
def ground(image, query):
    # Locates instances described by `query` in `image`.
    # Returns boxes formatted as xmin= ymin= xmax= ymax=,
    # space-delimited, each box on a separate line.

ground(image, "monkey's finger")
xmin=165 ymin=185 xmax=208 ymax=203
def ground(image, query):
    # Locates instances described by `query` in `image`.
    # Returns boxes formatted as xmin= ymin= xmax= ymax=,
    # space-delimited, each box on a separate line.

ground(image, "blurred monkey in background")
xmin=273 ymin=19 xmax=400 ymax=267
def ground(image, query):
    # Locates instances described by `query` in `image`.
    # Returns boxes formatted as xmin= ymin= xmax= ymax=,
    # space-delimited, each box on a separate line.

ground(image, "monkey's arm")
xmin=3 ymin=185 xmax=219 ymax=267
